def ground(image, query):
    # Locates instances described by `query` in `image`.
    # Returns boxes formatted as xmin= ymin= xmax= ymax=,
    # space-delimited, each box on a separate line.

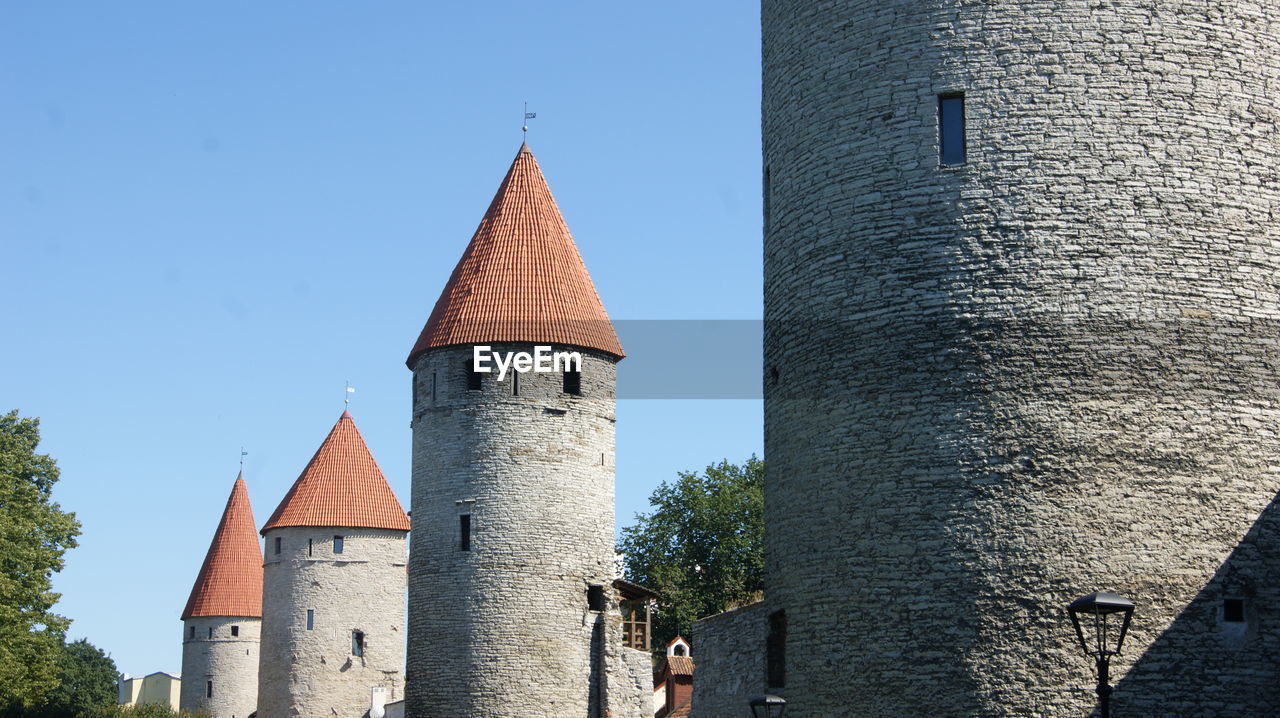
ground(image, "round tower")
xmin=762 ymin=0 xmax=1280 ymax=715
xmin=180 ymin=473 xmax=262 ymax=718
xmin=405 ymin=144 xmax=643 ymax=717
xmin=257 ymin=411 xmax=410 ymax=718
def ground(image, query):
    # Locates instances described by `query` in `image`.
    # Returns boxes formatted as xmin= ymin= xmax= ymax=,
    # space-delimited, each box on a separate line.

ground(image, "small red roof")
xmin=182 ymin=475 xmax=263 ymax=619
xmin=261 ymin=411 xmax=410 ymax=533
xmin=406 ymin=143 xmax=624 ymax=367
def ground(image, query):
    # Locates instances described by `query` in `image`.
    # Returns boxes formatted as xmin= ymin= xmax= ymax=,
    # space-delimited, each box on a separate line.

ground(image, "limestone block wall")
xmin=689 ymin=601 xmax=766 ymax=718
xmin=179 ymin=616 xmax=259 ymax=718
xmin=258 ymin=527 xmax=407 ymax=718
xmin=405 ymin=343 xmax=629 ymax=717
xmin=761 ymin=0 xmax=1280 ymax=715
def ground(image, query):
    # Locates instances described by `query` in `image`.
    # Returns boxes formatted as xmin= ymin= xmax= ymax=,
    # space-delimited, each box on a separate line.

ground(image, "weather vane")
xmin=345 ymin=382 xmax=355 ymax=408
xmin=523 ymin=101 xmax=536 ymax=139
xmin=240 ymin=446 xmax=247 ymax=472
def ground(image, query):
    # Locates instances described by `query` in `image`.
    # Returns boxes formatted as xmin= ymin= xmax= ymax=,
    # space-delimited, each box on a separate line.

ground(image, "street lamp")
xmin=1068 ymin=592 xmax=1135 ymax=718
xmin=748 ymin=694 xmax=787 ymax=718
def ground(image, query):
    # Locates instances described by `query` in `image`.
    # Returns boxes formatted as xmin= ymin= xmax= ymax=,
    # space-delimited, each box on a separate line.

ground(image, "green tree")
xmin=618 ymin=457 xmax=764 ymax=653
xmin=0 ymin=411 xmax=81 ymax=710
xmin=42 ymin=640 xmax=119 ymax=717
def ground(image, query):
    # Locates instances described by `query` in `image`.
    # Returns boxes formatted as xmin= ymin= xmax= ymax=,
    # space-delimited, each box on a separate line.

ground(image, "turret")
xmin=180 ymin=474 xmax=262 ymax=718
xmin=256 ymin=411 xmax=410 ymax=718
xmin=404 ymin=144 xmax=651 ymax=717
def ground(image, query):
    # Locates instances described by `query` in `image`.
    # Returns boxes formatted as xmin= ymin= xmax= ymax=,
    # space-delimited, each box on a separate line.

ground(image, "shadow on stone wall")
xmin=1108 ymin=489 xmax=1280 ymax=716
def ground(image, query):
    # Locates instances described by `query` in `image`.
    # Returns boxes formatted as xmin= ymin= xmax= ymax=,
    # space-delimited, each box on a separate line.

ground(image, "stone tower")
xmin=180 ymin=473 xmax=262 ymax=718
xmin=257 ymin=411 xmax=410 ymax=718
xmin=404 ymin=144 xmax=651 ymax=717
xmin=748 ymin=0 xmax=1280 ymax=715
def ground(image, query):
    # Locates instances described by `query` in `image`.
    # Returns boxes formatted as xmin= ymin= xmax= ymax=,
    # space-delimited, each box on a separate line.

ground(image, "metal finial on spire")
xmin=240 ymin=447 xmax=247 ymax=471
xmin=345 ymin=382 xmax=355 ymax=408
xmin=523 ymin=101 xmax=536 ymax=138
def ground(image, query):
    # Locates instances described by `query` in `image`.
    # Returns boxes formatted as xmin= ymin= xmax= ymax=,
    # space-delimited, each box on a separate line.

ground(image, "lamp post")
xmin=1068 ymin=592 xmax=1135 ymax=718
xmin=749 ymin=694 xmax=787 ymax=718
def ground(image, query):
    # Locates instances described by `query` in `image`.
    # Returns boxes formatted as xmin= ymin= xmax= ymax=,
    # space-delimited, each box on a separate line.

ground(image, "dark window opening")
xmin=308 ymin=538 xmax=313 ymax=557
xmin=188 ymin=626 xmax=195 ymax=639
xmin=770 ymin=366 xmax=779 ymax=386
xmin=512 ymin=370 xmax=519 ymax=396
xmin=431 ymin=372 xmax=437 ymax=402
xmin=674 ymin=644 xmax=686 ymax=656
xmin=412 ymin=374 xmax=419 ymax=406
xmin=939 ymin=93 xmax=966 ymax=166
xmin=306 ymin=609 xmax=314 ymax=630
xmin=206 ymin=681 xmax=212 ymax=699
xmin=587 ymin=585 xmax=607 ymax=612
xmin=764 ymin=165 xmax=771 ymax=226
xmin=563 ymin=367 xmax=582 ymax=395
xmin=352 ymin=631 xmax=365 ymax=657
xmin=208 ymin=627 xmax=213 ymax=639
xmin=333 ymin=535 xmax=344 ymax=554
xmin=1224 ymin=598 xmax=1245 ymax=623
xmin=466 ymin=359 xmax=482 ymax=391
xmin=231 ymin=625 xmax=239 ymax=637
xmin=766 ymin=610 xmax=786 ymax=688
xmin=459 ymin=514 xmax=471 ymax=551
xmin=274 ymin=536 xmax=281 ymax=555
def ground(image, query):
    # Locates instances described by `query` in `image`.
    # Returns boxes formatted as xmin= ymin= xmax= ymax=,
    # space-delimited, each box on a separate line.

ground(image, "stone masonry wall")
xmin=762 ymin=0 xmax=1280 ymax=715
xmin=258 ymin=527 xmax=407 ymax=718
xmin=179 ymin=616 xmax=259 ymax=718
xmin=405 ymin=343 xmax=634 ymax=717
xmin=690 ymin=601 xmax=767 ymax=718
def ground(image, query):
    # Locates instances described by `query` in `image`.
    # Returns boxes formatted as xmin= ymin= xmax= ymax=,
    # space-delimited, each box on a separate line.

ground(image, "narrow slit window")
xmin=1224 ymin=598 xmax=1245 ymax=623
xmin=188 ymin=626 xmax=195 ymax=639
xmin=352 ymin=631 xmax=365 ymax=656
xmin=763 ymin=165 xmax=771 ymax=226
xmin=563 ymin=367 xmax=582 ymax=396
xmin=208 ymin=627 xmax=213 ymax=639
xmin=766 ymin=610 xmax=787 ymax=688
xmin=308 ymin=538 xmax=313 ymax=557
xmin=431 ymin=372 xmax=437 ymax=402
xmin=306 ymin=609 xmax=314 ymax=630
xmin=206 ymin=681 xmax=213 ymax=699
xmin=459 ymin=514 xmax=471 ymax=552
xmin=231 ymin=625 xmax=239 ymax=637
xmin=274 ymin=536 xmax=281 ymax=555
xmin=412 ymin=374 xmax=419 ymax=406
xmin=587 ymin=585 xmax=607 ymax=612
xmin=333 ymin=535 xmax=344 ymax=554
xmin=939 ymin=93 xmax=966 ymax=166
xmin=466 ymin=359 xmax=482 ymax=391
xmin=512 ymin=370 xmax=520 ymax=396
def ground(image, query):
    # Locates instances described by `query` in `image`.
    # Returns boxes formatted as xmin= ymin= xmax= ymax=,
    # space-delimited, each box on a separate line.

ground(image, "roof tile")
xmin=181 ymin=475 xmax=263 ymax=619
xmin=261 ymin=411 xmax=410 ymax=533
xmin=406 ymin=143 xmax=624 ymax=366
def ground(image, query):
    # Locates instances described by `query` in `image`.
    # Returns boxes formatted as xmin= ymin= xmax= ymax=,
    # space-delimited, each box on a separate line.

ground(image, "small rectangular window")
xmin=764 ymin=165 xmax=771 ymax=226
xmin=188 ymin=626 xmax=195 ymax=639
xmin=352 ymin=631 xmax=365 ymax=657
xmin=231 ymin=625 xmax=239 ymax=637
xmin=466 ymin=359 xmax=482 ymax=391
xmin=306 ymin=609 xmax=314 ymax=630
xmin=412 ymin=374 xmax=419 ymax=406
xmin=208 ymin=626 xmax=213 ymax=639
xmin=939 ymin=93 xmax=966 ymax=166
xmin=563 ymin=368 xmax=581 ymax=396
xmin=206 ymin=681 xmax=213 ymax=699
xmin=512 ymin=370 xmax=520 ymax=396
xmin=459 ymin=514 xmax=471 ymax=552
xmin=308 ymin=538 xmax=313 ymax=557
xmin=767 ymin=610 xmax=786 ymax=688
xmin=333 ymin=535 xmax=344 ymax=554
xmin=1224 ymin=598 xmax=1245 ymax=623
xmin=274 ymin=536 xmax=281 ymax=555
xmin=587 ymin=585 xmax=607 ymax=612
xmin=431 ymin=372 xmax=437 ymax=402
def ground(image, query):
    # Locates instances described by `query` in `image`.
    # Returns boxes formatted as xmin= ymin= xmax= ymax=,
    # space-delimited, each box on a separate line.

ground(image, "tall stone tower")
xmin=180 ymin=473 xmax=262 ymax=718
xmin=257 ymin=411 xmax=410 ymax=718
xmin=754 ymin=0 xmax=1280 ymax=715
xmin=404 ymin=144 xmax=650 ymax=717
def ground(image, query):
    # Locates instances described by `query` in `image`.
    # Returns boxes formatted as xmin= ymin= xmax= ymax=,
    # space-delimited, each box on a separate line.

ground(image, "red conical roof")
xmin=261 ymin=411 xmax=410 ymax=533
xmin=406 ymin=143 xmax=624 ymax=367
xmin=182 ymin=474 xmax=263 ymax=619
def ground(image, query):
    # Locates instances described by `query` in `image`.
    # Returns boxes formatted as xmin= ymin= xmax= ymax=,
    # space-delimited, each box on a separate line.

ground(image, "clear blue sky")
xmin=2 ymin=3 xmax=762 ymax=675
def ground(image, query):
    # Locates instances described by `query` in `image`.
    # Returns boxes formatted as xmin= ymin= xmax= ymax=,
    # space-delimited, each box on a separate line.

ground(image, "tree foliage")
xmin=46 ymin=640 xmax=119 ymax=717
xmin=618 ymin=457 xmax=764 ymax=653
xmin=0 ymin=411 xmax=82 ymax=709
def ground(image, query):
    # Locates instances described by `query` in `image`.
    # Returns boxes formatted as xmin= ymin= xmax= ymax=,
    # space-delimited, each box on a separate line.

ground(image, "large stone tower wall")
xmin=406 ymin=343 xmax=625 ymax=717
xmin=761 ymin=0 xmax=1280 ymax=715
xmin=257 ymin=527 xmax=407 ymax=718
xmin=179 ymin=616 xmax=259 ymax=718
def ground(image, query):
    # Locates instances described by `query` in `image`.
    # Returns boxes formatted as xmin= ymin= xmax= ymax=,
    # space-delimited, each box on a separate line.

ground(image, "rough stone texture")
xmin=180 ymin=616 xmax=260 ymax=718
xmin=758 ymin=0 xmax=1280 ymax=715
xmin=258 ymin=527 xmax=407 ymax=718
xmin=406 ymin=343 xmax=645 ymax=717
xmin=690 ymin=601 xmax=766 ymax=718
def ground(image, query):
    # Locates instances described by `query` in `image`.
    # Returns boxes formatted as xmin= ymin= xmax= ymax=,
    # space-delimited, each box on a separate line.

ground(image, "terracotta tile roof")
xmin=664 ymin=655 xmax=695 ymax=677
xmin=406 ymin=143 xmax=624 ymax=367
xmin=667 ymin=698 xmax=692 ymax=718
xmin=261 ymin=411 xmax=410 ymax=533
xmin=181 ymin=474 xmax=263 ymax=619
